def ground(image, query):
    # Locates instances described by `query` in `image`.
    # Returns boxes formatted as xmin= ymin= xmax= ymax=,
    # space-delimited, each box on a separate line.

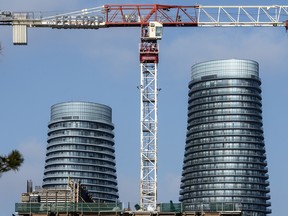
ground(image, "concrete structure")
xmin=180 ymin=59 xmax=271 ymax=215
xmin=42 ymin=101 xmax=119 ymax=202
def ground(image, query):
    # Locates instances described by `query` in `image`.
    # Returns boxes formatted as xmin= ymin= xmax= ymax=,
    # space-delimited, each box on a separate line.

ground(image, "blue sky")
xmin=0 ymin=0 xmax=287 ymax=215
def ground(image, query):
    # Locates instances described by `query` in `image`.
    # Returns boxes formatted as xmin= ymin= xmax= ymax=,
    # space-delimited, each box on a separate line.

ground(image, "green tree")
xmin=0 ymin=150 xmax=24 ymax=175
xmin=0 ymin=48 xmax=23 ymax=175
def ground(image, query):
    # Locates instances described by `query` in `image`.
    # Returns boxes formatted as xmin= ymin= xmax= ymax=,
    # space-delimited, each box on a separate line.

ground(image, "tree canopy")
xmin=0 ymin=150 xmax=24 ymax=176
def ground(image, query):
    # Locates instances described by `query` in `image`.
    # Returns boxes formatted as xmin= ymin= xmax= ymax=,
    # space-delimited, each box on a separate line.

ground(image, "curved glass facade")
xmin=42 ymin=101 xmax=119 ymax=202
xmin=180 ymin=59 xmax=271 ymax=215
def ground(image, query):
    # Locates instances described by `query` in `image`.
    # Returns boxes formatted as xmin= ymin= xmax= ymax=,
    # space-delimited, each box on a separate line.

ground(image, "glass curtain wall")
xmin=42 ymin=101 xmax=119 ymax=202
xmin=180 ymin=59 xmax=271 ymax=215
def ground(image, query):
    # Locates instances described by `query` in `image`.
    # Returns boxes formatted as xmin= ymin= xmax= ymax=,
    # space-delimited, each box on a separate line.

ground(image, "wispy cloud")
xmin=161 ymin=28 xmax=287 ymax=78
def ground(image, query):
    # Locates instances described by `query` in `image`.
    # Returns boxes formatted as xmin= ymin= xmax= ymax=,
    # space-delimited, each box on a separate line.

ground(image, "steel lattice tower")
xmin=139 ymin=23 xmax=162 ymax=211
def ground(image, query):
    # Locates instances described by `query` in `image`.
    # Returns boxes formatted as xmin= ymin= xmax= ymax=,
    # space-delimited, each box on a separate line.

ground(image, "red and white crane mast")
xmin=0 ymin=4 xmax=287 ymax=212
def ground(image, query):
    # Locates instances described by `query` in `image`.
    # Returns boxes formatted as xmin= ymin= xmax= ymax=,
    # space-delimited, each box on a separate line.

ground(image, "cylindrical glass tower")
xmin=180 ymin=59 xmax=271 ymax=215
xmin=42 ymin=101 xmax=119 ymax=202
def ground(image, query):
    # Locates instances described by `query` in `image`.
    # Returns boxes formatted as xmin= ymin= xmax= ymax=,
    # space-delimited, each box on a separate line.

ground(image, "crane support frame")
xmin=103 ymin=4 xmax=198 ymax=27
xmin=139 ymin=24 xmax=160 ymax=211
xmin=140 ymin=61 xmax=158 ymax=211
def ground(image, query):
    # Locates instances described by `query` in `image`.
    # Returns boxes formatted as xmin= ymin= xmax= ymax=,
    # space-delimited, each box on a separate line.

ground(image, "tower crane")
xmin=1 ymin=4 xmax=287 ymax=212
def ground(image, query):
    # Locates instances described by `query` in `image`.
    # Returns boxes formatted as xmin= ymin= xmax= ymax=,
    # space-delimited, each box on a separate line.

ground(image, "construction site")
xmin=1 ymin=2 xmax=288 ymax=216
xmin=16 ymin=187 xmax=242 ymax=216
xmin=15 ymin=178 xmax=243 ymax=216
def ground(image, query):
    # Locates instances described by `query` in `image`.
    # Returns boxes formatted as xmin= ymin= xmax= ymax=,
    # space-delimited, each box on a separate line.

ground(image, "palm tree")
xmin=0 ymin=150 xmax=24 ymax=175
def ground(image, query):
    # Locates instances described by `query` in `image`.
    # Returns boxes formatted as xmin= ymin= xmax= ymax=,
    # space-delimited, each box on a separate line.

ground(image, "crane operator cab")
xmin=148 ymin=22 xmax=163 ymax=39
xmin=142 ymin=21 xmax=163 ymax=40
